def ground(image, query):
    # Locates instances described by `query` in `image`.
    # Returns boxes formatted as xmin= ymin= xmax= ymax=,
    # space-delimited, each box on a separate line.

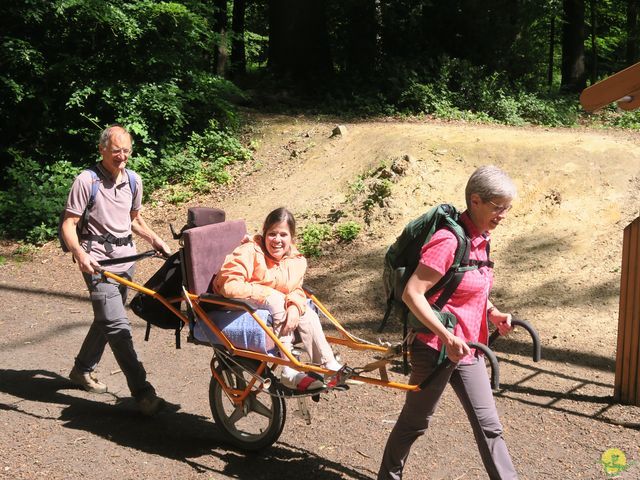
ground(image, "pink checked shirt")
xmin=415 ymin=211 xmax=493 ymax=364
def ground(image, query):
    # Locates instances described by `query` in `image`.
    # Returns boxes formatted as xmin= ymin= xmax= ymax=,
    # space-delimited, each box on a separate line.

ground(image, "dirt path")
xmin=2 ymin=115 xmax=640 ymax=479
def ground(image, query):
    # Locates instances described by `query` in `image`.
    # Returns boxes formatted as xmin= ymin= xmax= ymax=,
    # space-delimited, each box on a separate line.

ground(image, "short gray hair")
xmin=465 ymin=165 xmax=517 ymax=208
xmin=99 ymin=124 xmax=130 ymax=149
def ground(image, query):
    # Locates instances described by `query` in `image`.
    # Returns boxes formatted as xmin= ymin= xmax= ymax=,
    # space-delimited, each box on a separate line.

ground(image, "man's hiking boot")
xmin=136 ymin=392 xmax=166 ymax=416
xmin=69 ymin=367 xmax=108 ymax=394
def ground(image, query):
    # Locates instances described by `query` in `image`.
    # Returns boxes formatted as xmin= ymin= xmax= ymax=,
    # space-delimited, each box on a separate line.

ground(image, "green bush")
xmin=612 ymin=110 xmax=640 ymax=129
xmin=298 ymin=224 xmax=332 ymax=257
xmin=0 ymin=156 xmax=80 ymax=241
xmin=0 ymin=1 xmax=252 ymax=242
xmin=396 ymin=57 xmax=581 ymax=127
xmin=399 ymin=81 xmax=453 ymax=116
xmin=335 ymin=221 xmax=361 ymax=243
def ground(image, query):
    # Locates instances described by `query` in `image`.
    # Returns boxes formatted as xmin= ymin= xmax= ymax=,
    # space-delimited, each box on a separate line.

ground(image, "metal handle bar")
xmin=416 ymin=341 xmax=500 ymax=391
xmin=488 ymin=318 xmax=541 ymax=362
xmin=96 ymin=249 xmax=160 ymax=267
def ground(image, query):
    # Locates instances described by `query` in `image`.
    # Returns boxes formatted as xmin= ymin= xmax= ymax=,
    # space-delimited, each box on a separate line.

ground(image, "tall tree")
xmin=627 ymin=0 xmax=640 ymax=64
xmin=214 ymin=0 xmax=229 ymax=76
xmin=268 ymin=0 xmax=332 ymax=85
xmin=230 ymin=0 xmax=246 ymax=77
xmin=549 ymin=7 xmax=557 ymax=86
xmin=343 ymin=0 xmax=378 ymax=79
xmin=589 ymin=0 xmax=597 ymax=84
xmin=561 ymin=0 xmax=587 ymax=91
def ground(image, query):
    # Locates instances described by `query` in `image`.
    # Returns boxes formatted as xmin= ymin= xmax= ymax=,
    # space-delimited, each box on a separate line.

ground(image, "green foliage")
xmin=347 ymin=176 xmax=366 ymax=199
xmin=364 ymin=179 xmax=393 ymax=211
xmin=298 ymin=224 xmax=332 ymax=257
xmin=611 ymin=110 xmax=640 ymax=129
xmin=396 ymin=57 xmax=580 ymax=127
xmin=0 ymin=156 xmax=80 ymax=239
xmin=3 ymin=0 xmax=640 ymax=246
xmin=1 ymin=0 xmax=252 ymax=242
xmin=166 ymin=186 xmax=193 ymax=205
xmin=335 ymin=221 xmax=361 ymax=243
xmin=399 ymin=82 xmax=453 ymax=117
xmin=13 ymin=242 xmax=37 ymax=258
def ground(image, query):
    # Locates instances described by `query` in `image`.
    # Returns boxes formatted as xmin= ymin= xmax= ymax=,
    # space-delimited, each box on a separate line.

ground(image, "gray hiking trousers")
xmin=378 ymin=340 xmax=518 ymax=480
xmin=74 ymin=265 xmax=154 ymax=400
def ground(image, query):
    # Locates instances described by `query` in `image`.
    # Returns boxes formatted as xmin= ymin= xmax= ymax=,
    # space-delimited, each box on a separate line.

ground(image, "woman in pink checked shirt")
xmin=378 ymin=165 xmax=519 ymax=480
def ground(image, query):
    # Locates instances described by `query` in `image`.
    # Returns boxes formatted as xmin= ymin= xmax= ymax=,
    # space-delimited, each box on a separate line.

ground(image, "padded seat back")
xmin=181 ymin=219 xmax=247 ymax=295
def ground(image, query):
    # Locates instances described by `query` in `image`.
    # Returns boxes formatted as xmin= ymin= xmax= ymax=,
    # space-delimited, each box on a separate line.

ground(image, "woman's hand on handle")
xmin=444 ymin=334 xmax=471 ymax=363
xmin=489 ymin=306 xmax=513 ymax=336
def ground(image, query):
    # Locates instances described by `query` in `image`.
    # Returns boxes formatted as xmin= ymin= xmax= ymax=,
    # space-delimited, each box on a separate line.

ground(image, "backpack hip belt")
xmin=81 ymin=233 xmax=133 ymax=253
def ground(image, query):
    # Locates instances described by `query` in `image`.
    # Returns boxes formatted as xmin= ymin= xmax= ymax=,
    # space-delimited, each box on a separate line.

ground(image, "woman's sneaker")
xmin=69 ymin=367 xmax=108 ymax=394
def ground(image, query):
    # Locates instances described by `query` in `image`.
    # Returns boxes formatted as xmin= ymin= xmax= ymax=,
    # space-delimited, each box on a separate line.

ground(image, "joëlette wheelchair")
xmin=95 ymin=212 xmax=540 ymax=451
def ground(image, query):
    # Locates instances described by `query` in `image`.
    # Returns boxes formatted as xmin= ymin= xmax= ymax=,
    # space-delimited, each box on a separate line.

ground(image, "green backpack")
xmin=379 ymin=204 xmax=493 ymax=364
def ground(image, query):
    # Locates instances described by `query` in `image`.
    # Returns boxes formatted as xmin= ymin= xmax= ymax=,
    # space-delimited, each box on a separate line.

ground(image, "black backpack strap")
xmin=429 ymin=220 xmax=494 ymax=310
xmin=145 ymin=321 xmax=151 ymax=341
xmin=402 ymin=306 xmax=410 ymax=375
xmin=80 ymin=233 xmax=133 ymax=253
xmin=378 ymin=297 xmax=395 ymax=333
xmin=467 ymin=259 xmax=494 ymax=268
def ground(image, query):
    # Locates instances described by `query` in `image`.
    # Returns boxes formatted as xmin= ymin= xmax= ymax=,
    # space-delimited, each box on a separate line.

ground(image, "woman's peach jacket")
xmin=212 ymin=235 xmax=308 ymax=314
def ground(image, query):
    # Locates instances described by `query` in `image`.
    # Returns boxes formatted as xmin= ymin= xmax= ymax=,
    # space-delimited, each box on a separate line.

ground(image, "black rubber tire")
xmin=209 ymin=364 xmax=286 ymax=451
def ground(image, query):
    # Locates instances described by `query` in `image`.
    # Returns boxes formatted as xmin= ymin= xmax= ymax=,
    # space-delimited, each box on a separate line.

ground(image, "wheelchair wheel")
xmin=209 ymin=364 xmax=286 ymax=451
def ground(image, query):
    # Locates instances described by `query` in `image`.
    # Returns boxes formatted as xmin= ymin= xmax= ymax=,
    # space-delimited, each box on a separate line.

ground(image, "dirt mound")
xmin=2 ymin=115 xmax=640 ymax=479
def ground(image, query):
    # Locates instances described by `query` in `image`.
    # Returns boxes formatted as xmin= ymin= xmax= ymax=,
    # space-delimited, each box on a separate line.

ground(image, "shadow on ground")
xmin=0 ymin=369 xmax=374 ymax=479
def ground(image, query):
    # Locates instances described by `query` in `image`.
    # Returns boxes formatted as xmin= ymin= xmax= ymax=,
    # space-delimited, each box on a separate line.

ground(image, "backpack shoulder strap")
xmin=75 ymin=166 xmax=102 ymax=253
xmin=86 ymin=165 xmax=101 ymax=209
xmin=125 ymin=169 xmax=137 ymax=201
xmin=429 ymin=218 xmax=469 ymax=311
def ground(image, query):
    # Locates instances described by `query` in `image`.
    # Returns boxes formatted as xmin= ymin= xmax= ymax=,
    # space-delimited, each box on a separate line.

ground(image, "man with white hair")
xmin=61 ymin=124 xmax=172 ymax=416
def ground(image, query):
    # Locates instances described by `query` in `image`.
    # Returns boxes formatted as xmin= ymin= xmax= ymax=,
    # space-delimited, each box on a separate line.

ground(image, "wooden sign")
xmin=615 ymin=217 xmax=640 ymax=405
xmin=579 ymin=62 xmax=640 ymax=112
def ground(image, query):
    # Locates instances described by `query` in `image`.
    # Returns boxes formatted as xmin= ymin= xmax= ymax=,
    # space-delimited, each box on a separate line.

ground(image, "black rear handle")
xmin=488 ymin=317 xmax=541 ymax=362
xmin=417 ymin=341 xmax=500 ymax=391
xmin=97 ymin=249 xmax=159 ymax=266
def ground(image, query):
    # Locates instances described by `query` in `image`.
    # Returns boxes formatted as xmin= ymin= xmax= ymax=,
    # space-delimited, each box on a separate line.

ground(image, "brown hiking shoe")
xmin=136 ymin=393 xmax=166 ymax=416
xmin=69 ymin=367 xmax=108 ymax=394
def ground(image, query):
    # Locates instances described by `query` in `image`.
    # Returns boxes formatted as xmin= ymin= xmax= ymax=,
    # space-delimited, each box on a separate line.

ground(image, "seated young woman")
xmin=213 ymin=207 xmax=342 ymax=391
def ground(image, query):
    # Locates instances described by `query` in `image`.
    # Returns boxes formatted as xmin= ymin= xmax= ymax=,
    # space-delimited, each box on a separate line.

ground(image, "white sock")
xmin=281 ymin=366 xmax=298 ymax=381
xmin=324 ymin=359 xmax=343 ymax=371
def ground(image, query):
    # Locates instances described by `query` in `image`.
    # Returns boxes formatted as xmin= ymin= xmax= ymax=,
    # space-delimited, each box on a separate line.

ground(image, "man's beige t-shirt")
xmin=65 ymin=162 xmax=142 ymax=273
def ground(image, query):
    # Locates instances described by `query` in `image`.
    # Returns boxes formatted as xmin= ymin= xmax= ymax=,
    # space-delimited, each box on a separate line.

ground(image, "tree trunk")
xmin=231 ymin=0 xmax=246 ymax=77
xmin=561 ymin=0 xmax=587 ymax=92
xmin=590 ymin=0 xmax=597 ymax=84
xmin=344 ymin=0 xmax=377 ymax=79
xmin=268 ymin=0 xmax=332 ymax=84
xmin=548 ymin=11 xmax=556 ymax=86
xmin=214 ymin=0 xmax=228 ymax=76
xmin=627 ymin=0 xmax=640 ymax=64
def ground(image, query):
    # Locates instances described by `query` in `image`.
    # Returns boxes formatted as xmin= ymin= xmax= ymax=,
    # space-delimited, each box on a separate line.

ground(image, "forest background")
xmin=2 ymin=0 xmax=640 ymax=247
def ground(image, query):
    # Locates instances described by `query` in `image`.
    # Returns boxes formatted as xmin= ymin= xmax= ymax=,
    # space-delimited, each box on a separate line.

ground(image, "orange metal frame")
xmin=100 ymin=269 xmax=422 ymax=399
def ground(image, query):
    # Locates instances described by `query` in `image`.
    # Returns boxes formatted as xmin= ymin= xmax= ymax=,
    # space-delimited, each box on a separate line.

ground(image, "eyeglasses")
xmin=487 ymin=199 xmax=512 ymax=214
xmin=110 ymin=148 xmax=132 ymax=156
